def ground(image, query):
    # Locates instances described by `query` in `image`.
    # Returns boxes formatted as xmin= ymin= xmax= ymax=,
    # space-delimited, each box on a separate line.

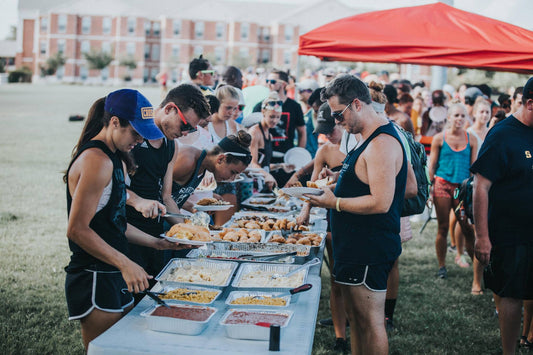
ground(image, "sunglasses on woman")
xmin=168 ymin=103 xmax=197 ymax=133
xmin=331 ymin=100 xmax=354 ymax=122
xmin=223 ymin=151 xmax=252 ymax=165
xmin=263 ymin=100 xmax=283 ymax=108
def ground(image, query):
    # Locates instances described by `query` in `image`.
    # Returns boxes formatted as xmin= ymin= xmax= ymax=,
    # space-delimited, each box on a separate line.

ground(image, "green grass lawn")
xmin=0 ymin=84 xmax=526 ymax=354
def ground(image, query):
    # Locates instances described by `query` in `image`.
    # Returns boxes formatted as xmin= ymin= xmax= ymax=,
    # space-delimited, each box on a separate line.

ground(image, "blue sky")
xmin=1 ymin=0 xmax=531 ymax=40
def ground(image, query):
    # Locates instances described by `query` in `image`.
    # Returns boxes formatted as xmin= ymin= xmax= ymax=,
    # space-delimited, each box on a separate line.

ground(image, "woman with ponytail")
xmin=64 ymin=89 xmax=191 ymax=351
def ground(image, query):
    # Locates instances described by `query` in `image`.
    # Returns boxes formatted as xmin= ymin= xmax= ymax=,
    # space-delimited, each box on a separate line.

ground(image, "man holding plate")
xmin=306 ymin=75 xmax=407 ymax=355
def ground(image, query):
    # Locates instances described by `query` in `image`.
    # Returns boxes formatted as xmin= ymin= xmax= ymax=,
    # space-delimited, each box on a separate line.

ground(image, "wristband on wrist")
xmin=336 ymin=197 xmax=342 ymax=212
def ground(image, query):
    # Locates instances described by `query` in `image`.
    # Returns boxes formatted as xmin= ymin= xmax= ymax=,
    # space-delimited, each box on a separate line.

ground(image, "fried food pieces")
xmin=166 ymin=223 xmax=211 ymax=241
xmin=268 ymin=233 xmax=323 ymax=246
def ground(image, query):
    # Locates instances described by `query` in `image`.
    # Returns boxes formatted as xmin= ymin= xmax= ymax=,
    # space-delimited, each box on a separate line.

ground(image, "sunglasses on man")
xmin=331 ymin=100 xmax=354 ymax=122
xmin=168 ymin=103 xmax=197 ymax=133
xmin=266 ymin=79 xmax=282 ymax=85
xmin=200 ymin=70 xmax=215 ymax=75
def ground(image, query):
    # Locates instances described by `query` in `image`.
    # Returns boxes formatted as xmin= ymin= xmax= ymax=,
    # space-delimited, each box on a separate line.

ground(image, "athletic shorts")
xmin=65 ymin=268 xmax=134 ymax=320
xmin=333 ymin=260 xmax=396 ymax=292
xmin=484 ymin=244 xmax=533 ymax=300
xmin=433 ymin=176 xmax=460 ymax=199
xmin=214 ymin=182 xmax=237 ymax=196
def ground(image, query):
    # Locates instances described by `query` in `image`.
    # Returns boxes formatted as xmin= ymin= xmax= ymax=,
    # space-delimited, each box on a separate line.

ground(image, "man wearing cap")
xmin=252 ymin=69 xmax=306 ymax=162
xmin=472 ymin=77 xmax=533 ymax=355
xmin=126 ymin=84 xmax=211 ymax=284
xmin=189 ymin=55 xmax=215 ymax=95
xmin=297 ymin=79 xmax=319 ymax=114
xmin=307 ymin=75 xmax=407 ymax=355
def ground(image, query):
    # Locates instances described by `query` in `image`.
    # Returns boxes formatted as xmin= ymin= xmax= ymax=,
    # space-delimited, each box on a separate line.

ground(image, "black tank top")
xmin=65 ymin=140 xmax=128 ymax=272
xmin=331 ymin=122 xmax=407 ymax=265
xmin=257 ymin=123 xmax=273 ymax=168
xmin=171 ymin=150 xmax=207 ymax=208
xmin=126 ymin=138 xmax=175 ymax=236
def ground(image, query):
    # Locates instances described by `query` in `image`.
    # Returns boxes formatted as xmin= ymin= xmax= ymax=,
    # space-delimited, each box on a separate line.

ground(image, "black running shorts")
xmin=333 ymin=260 xmax=395 ymax=292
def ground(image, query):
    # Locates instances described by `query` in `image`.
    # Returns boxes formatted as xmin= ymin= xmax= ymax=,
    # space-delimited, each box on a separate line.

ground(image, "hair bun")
xmin=236 ymin=130 xmax=252 ymax=148
xmin=368 ymin=81 xmax=384 ymax=92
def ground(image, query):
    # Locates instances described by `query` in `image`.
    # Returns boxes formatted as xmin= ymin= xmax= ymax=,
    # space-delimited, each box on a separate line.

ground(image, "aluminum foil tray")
xmin=231 ymin=263 xmax=309 ymax=291
xmin=265 ymin=231 xmax=326 ymax=251
xmin=158 ymin=284 xmax=223 ymax=306
xmin=225 ymin=291 xmax=291 ymax=308
xmin=141 ymin=304 xmax=217 ymax=335
xmin=155 ymin=258 xmax=238 ymax=289
xmin=208 ymin=242 xmax=311 ymax=258
xmin=219 ymin=308 xmax=293 ymax=340
xmin=186 ymin=249 xmax=295 ymax=264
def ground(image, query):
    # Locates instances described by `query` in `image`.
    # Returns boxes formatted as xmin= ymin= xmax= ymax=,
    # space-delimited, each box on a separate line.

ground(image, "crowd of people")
xmin=63 ymin=54 xmax=533 ymax=355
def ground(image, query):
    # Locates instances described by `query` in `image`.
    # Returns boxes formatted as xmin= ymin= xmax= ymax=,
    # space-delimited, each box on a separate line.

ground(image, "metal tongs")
xmin=238 ymin=251 xmax=297 ymax=261
xmin=121 ymin=288 xmax=170 ymax=308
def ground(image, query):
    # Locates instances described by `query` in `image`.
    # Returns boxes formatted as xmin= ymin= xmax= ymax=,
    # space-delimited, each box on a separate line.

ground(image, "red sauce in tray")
xmin=223 ymin=311 xmax=289 ymax=326
xmin=151 ymin=306 xmax=214 ymax=321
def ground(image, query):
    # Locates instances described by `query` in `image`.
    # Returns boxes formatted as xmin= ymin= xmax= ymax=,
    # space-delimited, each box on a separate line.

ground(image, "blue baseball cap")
xmin=104 ymin=89 xmax=164 ymax=140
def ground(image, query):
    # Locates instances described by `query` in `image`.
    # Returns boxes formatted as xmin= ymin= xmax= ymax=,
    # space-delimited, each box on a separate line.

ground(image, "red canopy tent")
xmin=298 ymin=2 xmax=533 ymax=74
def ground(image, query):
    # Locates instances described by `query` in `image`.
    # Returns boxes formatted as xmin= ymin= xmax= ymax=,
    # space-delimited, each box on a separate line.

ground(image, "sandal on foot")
xmin=520 ymin=337 xmax=533 ymax=349
xmin=455 ymin=255 xmax=470 ymax=268
xmin=471 ymin=289 xmax=483 ymax=296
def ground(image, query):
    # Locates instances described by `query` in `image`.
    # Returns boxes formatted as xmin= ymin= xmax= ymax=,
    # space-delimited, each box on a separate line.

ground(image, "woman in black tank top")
xmin=64 ymin=90 xmax=190 ymax=351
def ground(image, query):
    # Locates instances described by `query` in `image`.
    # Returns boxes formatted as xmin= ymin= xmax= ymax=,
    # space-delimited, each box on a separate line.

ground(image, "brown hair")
xmin=209 ymin=130 xmax=252 ymax=164
xmin=368 ymin=81 xmax=387 ymax=104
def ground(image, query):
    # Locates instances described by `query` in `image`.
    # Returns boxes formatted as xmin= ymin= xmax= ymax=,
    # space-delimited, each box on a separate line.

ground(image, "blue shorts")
xmin=65 ymin=268 xmax=133 ymax=320
xmin=333 ymin=260 xmax=396 ymax=292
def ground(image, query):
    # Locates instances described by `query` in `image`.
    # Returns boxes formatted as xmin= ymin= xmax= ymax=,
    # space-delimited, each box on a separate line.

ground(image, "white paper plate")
xmin=281 ymin=187 xmax=323 ymax=198
xmin=161 ymin=234 xmax=213 ymax=245
xmin=195 ymin=204 xmax=234 ymax=211
xmin=283 ymin=147 xmax=312 ymax=170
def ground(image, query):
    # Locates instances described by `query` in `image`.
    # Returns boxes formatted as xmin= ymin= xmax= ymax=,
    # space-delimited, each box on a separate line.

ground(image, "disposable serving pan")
xmin=225 ymin=291 xmax=291 ymax=308
xmin=219 ymin=308 xmax=293 ymax=341
xmin=186 ymin=248 xmax=295 ymax=264
xmin=208 ymin=242 xmax=311 ymax=263
xmin=226 ymin=215 xmax=297 ymax=231
xmin=155 ymin=258 xmax=239 ymax=289
xmin=158 ymin=284 xmax=223 ymax=306
xmin=265 ymin=231 xmax=326 ymax=256
xmin=231 ymin=262 xmax=309 ymax=291
xmin=210 ymin=228 xmax=267 ymax=243
xmin=141 ymin=303 xmax=217 ymax=335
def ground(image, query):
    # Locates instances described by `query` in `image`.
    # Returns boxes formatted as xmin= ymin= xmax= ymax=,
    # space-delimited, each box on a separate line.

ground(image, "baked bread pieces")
xmin=166 ymin=223 xmax=211 ymax=241
xmin=306 ymin=176 xmax=334 ymax=188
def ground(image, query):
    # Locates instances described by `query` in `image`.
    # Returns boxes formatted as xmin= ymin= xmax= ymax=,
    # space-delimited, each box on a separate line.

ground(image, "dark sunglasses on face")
xmin=299 ymin=89 xmax=313 ymax=94
xmin=331 ymin=100 xmax=354 ymax=122
xmin=169 ymin=103 xmax=197 ymax=133
xmin=266 ymin=79 xmax=277 ymax=85
xmin=264 ymin=100 xmax=283 ymax=107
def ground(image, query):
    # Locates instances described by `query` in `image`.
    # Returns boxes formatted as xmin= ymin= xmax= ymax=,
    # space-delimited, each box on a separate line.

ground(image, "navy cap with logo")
xmin=104 ymin=89 xmax=164 ymax=140
xmin=313 ymin=102 xmax=335 ymax=135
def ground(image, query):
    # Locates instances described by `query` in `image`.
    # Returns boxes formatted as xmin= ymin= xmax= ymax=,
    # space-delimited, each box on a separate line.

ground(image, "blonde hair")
xmin=367 ymin=81 xmax=387 ymax=104
xmin=262 ymin=91 xmax=282 ymax=112
xmin=215 ymin=84 xmax=239 ymax=103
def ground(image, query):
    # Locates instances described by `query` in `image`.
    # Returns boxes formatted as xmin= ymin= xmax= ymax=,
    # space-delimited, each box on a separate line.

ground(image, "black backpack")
xmin=395 ymin=126 xmax=431 ymax=216
xmin=454 ymin=176 xmax=474 ymax=223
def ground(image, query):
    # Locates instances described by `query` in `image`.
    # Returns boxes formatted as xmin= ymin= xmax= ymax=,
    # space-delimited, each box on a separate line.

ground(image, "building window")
xmin=127 ymin=42 xmax=135 ymax=56
xmin=102 ymin=17 xmax=111 ymax=34
xmin=144 ymin=44 xmax=150 ymax=59
xmin=153 ymin=22 xmax=160 ymax=36
xmin=257 ymin=27 xmax=261 ymax=40
xmin=40 ymin=17 xmax=48 ymax=32
xmin=80 ymin=66 xmax=88 ymax=80
xmin=82 ymin=16 xmax=91 ymax=34
xmin=101 ymin=67 xmax=109 ymax=81
xmin=56 ymin=65 xmax=64 ymax=79
xmin=216 ymin=22 xmax=224 ymax=39
xmin=241 ymin=23 xmax=249 ymax=40
xmin=239 ymin=47 xmax=249 ymax=58
xmin=261 ymin=49 xmax=269 ymax=63
xmin=144 ymin=21 xmax=151 ymax=36
xmin=284 ymin=25 xmax=293 ymax=42
xmin=171 ymin=45 xmax=179 ymax=59
xmin=263 ymin=28 xmax=270 ymax=41
xmin=143 ymin=67 xmax=149 ymax=82
xmin=215 ymin=47 xmax=224 ymax=63
xmin=193 ymin=46 xmax=203 ymax=57
xmin=102 ymin=42 xmax=111 ymax=54
xmin=284 ymin=50 xmax=291 ymax=65
xmin=151 ymin=44 xmax=160 ymax=61
xmin=81 ymin=40 xmax=90 ymax=54
xmin=58 ymin=15 xmax=67 ymax=33
xmin=173 ymin=20 xmax=181 ymax=36
xmin=150 ymin=68 xmax=158 ymax=83
xmin=128 ymin=17 xmax=136 ymax=35
xmin=40 ymin=41 xmax=47 ymax=55
xmin=58 ymin=39 xmax=66 ymax=54
xmin=195 ymin=22 xmax=204 ymax=38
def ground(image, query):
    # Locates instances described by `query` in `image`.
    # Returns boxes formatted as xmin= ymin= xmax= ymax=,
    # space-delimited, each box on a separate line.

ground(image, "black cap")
xmin=313 ymin=103 xmax=335 ymax=135
xmin=523 ymin=77 xmax=533 ymax=102
xmin=384 ymin=84 xmax=398 ymax=104
xmin=308 ymin=87 xmax=324 ymax=107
